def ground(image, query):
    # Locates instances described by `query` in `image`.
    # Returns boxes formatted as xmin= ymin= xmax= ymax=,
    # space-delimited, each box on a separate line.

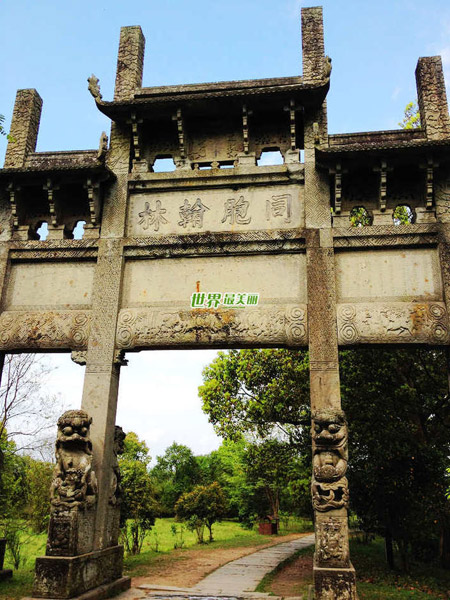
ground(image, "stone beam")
xmin=114 ymin=26 xmax=146 ymax=101
xmin=4 ymin=89 xmax=42 ymax=168
xmin=416 ymin=56 xmax=450 ymax=140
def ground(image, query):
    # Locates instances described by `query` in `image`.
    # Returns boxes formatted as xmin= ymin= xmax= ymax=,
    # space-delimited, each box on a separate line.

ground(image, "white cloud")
xmin=391 ymin=86 xmax=401 ymax=101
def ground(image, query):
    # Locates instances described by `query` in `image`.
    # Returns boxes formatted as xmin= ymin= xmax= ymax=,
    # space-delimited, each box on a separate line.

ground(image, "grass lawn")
xmin=258 ymin=535 xmax=450 ymax=600
xmin=354 ymin=537 xmax=450 ymax=599
xmin=0 ymin=517 xmax=312 ymax=599
xmin=124 ymin=516 xmax=312 ymax=576
xmin=0 ymin=528 xmax=47 ymax=600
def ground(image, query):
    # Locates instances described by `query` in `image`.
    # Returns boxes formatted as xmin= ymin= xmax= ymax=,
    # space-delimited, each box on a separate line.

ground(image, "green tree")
xmin=23 ymin=457 xmax=53 ymax=533
xmin=175 ymin=481 xmax=227 ymax=543
xmin=151 ymin=442 xmax=202 ymax=514
xmin=200 ymin=347 xmax=450 ymax=569
xmin=200 ymin=349 xmax=310 ymax=442
xmin=0 ymin=114 xmax=14 ymax=142
xmin=243 ymin=439 xmax=304 ymax=524
xmin=119 ymin=432 xmax=157 ymax=555
xmin=340 ymin=347 xmax=450 ymax=570
xmin=399 ymin=101 xmax=421 ymax=129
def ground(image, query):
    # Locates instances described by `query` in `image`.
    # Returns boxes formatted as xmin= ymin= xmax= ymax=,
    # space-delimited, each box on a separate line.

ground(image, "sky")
xmin=2 ymin=0 xmax=450 ymax=461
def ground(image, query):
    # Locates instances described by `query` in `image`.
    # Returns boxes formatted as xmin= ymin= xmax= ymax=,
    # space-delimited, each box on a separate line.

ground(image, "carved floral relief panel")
xmin=0 ymin=310 xmax=91 ymax=350
xmin=116 ymin=305 xmax=307 ymax=349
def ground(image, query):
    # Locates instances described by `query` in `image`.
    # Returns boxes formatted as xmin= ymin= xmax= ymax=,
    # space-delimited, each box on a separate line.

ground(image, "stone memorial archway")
xmin=1 ymin=7 xmax=450 ymax=599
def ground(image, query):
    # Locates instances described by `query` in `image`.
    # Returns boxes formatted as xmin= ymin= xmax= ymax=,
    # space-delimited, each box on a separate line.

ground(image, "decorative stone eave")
xmin=318 ymin=130 xmax=450 ymax=157
xmin=0 ymin=152 xmax=113 ymax=182
xmin=94 ymin=76 xmax=330 ymax=122
xmin=128 ymin=163 xmax=304 ymax=192
xmin=316 ymin=130 xmax=450 ymax=171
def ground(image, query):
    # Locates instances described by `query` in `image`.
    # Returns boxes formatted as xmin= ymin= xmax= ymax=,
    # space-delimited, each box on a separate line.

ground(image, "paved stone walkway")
xmin=131 ymin=533 xmax=315 ymax=599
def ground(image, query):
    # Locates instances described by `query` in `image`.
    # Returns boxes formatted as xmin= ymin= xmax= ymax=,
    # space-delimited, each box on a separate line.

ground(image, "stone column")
xmin=303 ymin=11 xmax=357 ymax=592
xmin=80 ymin=24 xmax=139 ymax=554
xmin=416 ymin=56 xmax=450 ymax=140
xmin=4 ymin=89 xmax=42 ymax=168
xmin=304 ymin=149 xmax=358 ymax=600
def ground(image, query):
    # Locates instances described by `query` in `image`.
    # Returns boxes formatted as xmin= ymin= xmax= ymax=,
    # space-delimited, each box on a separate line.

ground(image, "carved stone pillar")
xmin=304 ymin=89 xmax=357 ymax=599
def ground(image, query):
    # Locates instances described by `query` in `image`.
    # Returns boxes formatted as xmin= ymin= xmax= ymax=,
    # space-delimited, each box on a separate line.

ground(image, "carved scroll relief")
xmin=0 ymin=310 xmax=91 ymax=351
xmin=116 ymin=305 xmax=307 ymax=349
xmin=337 ymin=302 xmax=449 ymax=345
xmin=127 ymin=185 xmax=303 ymax=236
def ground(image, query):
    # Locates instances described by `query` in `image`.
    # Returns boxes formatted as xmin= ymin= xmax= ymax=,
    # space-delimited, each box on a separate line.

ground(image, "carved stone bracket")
xmin=84 ymin=177 xmax=102 ymax=227
xmin=128 ymin=112 xmax=146 ymax=168
xmin=71 ymin=350 xmax=87 ymax=366
xmin=373 ymin=159 xmax=392 ymax=212
xmin=172 ymin=108 xmax=187 ymax=162
xmin=242 ymin=104 xmax=252 ymax=154
xmin=7 ymin=182 xmax=21 ymax=229
xmin=420 ymin=157 xmax=439 ymax=210
xmin=43 ymin=178 xmax=60 ymax=227
xmin=283 ymin=99 xmax=297 ymax=152
xmin=329 ymin=163 xmax=345 ymax=214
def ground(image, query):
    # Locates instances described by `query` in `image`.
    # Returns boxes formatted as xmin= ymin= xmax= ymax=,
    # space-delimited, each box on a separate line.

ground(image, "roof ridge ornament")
xmin=87 ymin=74 xmax=102 ymax=101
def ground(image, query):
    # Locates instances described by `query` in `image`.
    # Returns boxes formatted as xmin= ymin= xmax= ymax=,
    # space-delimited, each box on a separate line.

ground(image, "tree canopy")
xmin=199 ymin=346 xmax=450 ymax=569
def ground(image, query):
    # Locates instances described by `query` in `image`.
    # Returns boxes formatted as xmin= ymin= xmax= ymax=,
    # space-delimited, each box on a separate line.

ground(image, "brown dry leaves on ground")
xmin=266 ymin=552 xmax=313 ymax=597
xmin=131 ymin=533 xmax=309 ymax=589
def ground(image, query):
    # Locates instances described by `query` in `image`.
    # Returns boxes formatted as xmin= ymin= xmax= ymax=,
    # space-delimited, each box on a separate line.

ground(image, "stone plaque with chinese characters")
xmin=126 ymin=185 xmax=303 ymax=236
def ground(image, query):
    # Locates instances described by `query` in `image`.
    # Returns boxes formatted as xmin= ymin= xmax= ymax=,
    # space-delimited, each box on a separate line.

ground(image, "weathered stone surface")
xmin=4 ymin=89 xmax=42 ymax=168
xmin=4 ymin=262 xmax=95 ymax=310
xmin=33 ymin=546 xmax=125 ymax=599
xmin=46 ymin=410 xmax=97 ymax=557
xmin=335 ymin=247 xmax=443 ymax=302
xmin=127 ymin=185 xmax=304 ymax=236
xmin=416 ymin=56 xmax=450 ymax=140
xmin=314 ymin=564 xmax=358 ymax=600
xmin=302 ymin=7 xmax=326 ymax=83
xmin=114 ymin=26 xmax=145 ymax=101
xmin=116 ymin=305 xmax=307 ymax=349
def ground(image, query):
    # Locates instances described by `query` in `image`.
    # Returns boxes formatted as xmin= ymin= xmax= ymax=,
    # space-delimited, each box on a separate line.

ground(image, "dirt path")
xmin=131 ymin=532 xmax=312 ymax=589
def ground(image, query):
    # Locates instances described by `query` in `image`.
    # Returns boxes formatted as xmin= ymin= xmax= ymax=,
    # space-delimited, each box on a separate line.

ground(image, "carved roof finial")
xmin=97 ymin=131 xmax=108 ymax=161
xmin=88 ymin=74 xmax=102 ymax=101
